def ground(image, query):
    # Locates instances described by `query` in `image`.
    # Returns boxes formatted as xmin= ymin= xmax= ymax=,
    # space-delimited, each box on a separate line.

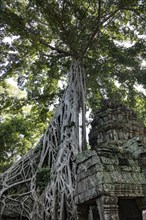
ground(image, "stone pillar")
xmin=142 ymin=210 xmax=146 ymax=220
xmin=100 ymin=196 xmax=119 ymax=220
xmin=96 ymin=197 xmax=105 ymax=220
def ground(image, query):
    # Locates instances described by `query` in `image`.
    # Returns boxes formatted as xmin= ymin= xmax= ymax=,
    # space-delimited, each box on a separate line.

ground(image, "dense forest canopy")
xmin=0 ymin=0 xmax=146 ymax=171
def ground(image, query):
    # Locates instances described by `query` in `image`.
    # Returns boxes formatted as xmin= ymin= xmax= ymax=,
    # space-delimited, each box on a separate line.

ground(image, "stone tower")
xmin=75 ymin=101 xmax=146 ymax=220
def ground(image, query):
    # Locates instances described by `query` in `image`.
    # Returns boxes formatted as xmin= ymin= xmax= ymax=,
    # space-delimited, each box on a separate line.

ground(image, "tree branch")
xmin=80 ymin=0 xmax=102 ymax=59
xmin=80 ymin=1 xmax=120 ymax=59
xmin=38 ymin=38 xmax=71 ymax=56
xmin=2 ymin=8 xmax=71 ymax=57
xmin=101 ymin=9 xmax=120 ymax=27
xmin=122 ymin=7 xmax=146 ymax=21
xmin=26 ymin=24 xmax=71 ymax=56
xmin=40 ymin=52 xmax=70 ymax=58
xmin=59 ymin=1 xmax=78 ymax=58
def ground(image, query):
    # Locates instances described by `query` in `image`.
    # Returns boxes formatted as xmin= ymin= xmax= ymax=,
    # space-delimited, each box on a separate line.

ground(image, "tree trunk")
xmin=0 ymin=59 xmax=86 ymax=220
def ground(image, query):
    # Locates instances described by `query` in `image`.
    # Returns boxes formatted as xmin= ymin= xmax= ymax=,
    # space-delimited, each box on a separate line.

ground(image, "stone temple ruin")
xmin=75 ymin=101 xmax=146 ymax=220
xmin=0 ymin=100 xmax=146 ymax=220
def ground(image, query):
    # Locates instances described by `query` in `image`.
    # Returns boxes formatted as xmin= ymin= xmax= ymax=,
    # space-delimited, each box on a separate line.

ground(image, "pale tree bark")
xmin=0 ymin=59 xmax=86 ymax=220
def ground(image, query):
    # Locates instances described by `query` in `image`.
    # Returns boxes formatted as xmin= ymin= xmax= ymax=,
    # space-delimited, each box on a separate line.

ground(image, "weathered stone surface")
xmin=89 ymin=101 xmax=146 ymax=149
xmin=75 ymin=187 xmax=102 ymax=204
xmin=75 ymin=150 xmax=145 ymax=201
xmin=75 ymin=101 xmax=146 ymax=219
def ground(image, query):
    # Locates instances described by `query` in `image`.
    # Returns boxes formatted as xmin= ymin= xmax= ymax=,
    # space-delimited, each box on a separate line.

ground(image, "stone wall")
xmin=75 ymin=101 xmax=146 ymax=219
xmin=75 ymin=149 xmax=144 ymax=204
xmin=89 ymin=101 xmax=146 ymax=151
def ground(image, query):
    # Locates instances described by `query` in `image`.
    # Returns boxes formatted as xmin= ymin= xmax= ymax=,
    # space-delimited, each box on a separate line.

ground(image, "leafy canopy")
xmin=0 ymin=80 xmax=52 ymax=172
xmin=0 ymin=0 xmax=146 ymax=170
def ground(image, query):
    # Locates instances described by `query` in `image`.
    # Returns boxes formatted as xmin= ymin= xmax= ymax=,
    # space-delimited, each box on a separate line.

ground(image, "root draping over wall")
xmin=0 ymin=60 xmax=86 ymax=220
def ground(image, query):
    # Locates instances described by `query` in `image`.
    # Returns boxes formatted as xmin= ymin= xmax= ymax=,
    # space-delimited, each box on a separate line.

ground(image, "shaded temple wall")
xmin=75 ymin=101 xmax=146 ymax=220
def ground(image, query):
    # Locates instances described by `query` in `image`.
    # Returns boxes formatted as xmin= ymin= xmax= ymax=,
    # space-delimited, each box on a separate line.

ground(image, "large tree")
xmin=1 ymin=0 xmax=146 ymax=110
xmin=0 ymin=0 xmax=146 ymax=219
xmin=0 ymin=0 xmax=146 ymax=168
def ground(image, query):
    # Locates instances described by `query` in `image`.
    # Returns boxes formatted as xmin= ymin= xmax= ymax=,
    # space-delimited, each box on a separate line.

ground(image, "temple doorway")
xmin=78 ymin=202 xmax=100 ymax=220
xmin=118 ymin=198 xmax=142 ymax=220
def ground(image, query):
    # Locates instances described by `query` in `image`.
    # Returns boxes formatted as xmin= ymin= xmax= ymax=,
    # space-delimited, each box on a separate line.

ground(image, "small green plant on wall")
xmin=36 ymin=167 xmax=51 ymax=192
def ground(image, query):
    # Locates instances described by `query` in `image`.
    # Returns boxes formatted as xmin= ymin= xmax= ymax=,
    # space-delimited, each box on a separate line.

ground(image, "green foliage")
xmin=0 ymin=0 xmax=146 ymax=171
xmin=36 ymin=167 xmax=51 ymax=191
xmin=0 ymin=80 xmax=52 ymax=172
xmin=0 ymin=116 xmax=33 ymax=172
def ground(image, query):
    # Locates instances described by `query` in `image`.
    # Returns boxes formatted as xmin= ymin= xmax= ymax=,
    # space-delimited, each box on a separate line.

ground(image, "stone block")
xmin=75 ymin=186 xmax=103 ymax=204
xmin=76 ymin=150 xmax=96 ymax=164
xmin=77 ymin=165 xmax=97 ymax=181
xmin=100 ymin=156 xmax=117 ymax=165
xmin=120 ymin=165 xmax=132 ymax=172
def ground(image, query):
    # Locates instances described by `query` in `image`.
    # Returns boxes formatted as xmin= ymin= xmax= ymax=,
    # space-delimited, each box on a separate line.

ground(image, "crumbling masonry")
xmin=0 ymin=100 xmax=146 ymax=220
xmin=75 ymin=101 xmax=146 ymax=220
